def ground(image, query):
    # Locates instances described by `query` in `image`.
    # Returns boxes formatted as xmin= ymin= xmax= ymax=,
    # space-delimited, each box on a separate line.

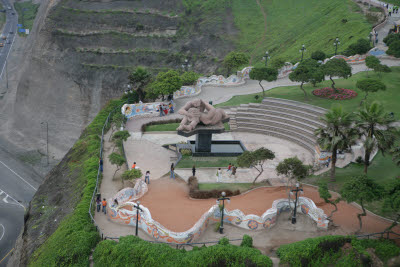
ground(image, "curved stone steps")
xmin=236 ymin=126 xmax=317 ymax=155
xmin=262 ymin=97 xmax=327 ymax=114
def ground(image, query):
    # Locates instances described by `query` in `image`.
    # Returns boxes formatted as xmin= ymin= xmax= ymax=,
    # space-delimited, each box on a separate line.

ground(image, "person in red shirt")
xmin=102 ymin=199 xmax=107 ymax=214
xmin=131 ymin=162 xmax=136 ymax=169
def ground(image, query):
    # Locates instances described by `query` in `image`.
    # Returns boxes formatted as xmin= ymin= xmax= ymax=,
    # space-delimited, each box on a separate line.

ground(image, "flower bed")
xmin=312 ymin=87 xmax=357 ymax=100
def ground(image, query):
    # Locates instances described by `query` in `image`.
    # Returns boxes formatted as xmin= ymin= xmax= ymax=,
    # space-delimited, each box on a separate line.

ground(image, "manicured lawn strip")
xmin=216 ymin=67 xmax=400 ymax=120
xmin=199 ymin=183 xmax=257 ymax=192
xmin=176 ymin=155 xmax=237 ymax=168
xmin=14 ymin=1 xmax=39 ymax=36
xmin=145 ymin=122 xmax=230 ymax=131
xmin=29 ymin=99 xmax=125 ymax=266
xmin=232 ymin=0 xmax=372 ymax=64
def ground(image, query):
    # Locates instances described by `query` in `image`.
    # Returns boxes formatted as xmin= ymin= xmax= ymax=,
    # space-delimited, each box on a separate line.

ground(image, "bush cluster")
xmin=276 ymin=235 xmax=400 ymax=266
xmin=344 ymin=38 xmax=371 ymax=56
xmin=29 ymin=99 xmax=125 ymax=266
xmin=180 ymin=148 xmax=192 ymax=156
xmin=122 ymin=169 xmax=143 ymax=180
xmin=142 ymin=118 xmax=181 ymax=132
xmin=188 ymin=176 xmax=240 ymax=199
xmin=93 ymin=235 xmax=272 ymax=266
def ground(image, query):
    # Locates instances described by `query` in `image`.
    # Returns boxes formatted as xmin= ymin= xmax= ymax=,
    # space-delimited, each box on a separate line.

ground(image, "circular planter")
xmin=312 ymin=87 xmax=358 ymax=100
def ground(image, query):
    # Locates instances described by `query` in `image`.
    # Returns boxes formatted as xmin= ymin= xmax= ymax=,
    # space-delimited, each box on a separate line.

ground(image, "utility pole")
xmin=5 ymin=59 xmax=8 ymax=90
xmin=218 ymin=191 xmax=230 ymax=234
xmin=291 ymin=183 xmax=303 ymax=224
xmin=135 ymin=201 xmax=143 ymax=236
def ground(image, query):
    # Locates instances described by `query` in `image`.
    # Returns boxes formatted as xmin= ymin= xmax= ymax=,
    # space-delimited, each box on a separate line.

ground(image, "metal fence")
xmin=356 ymin=230 xmax=400 ymax=240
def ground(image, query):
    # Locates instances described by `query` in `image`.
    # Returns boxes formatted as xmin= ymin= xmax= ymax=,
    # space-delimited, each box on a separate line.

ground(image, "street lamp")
xmin=181 ymin=58 xmax=191 ymax=72
xmin=291 ymin=182 xmax=303 ymax=224
xmin=218 ymin=191 xmax=230 ymax=234
xmin=125 ymin=84 xmax=134 ymax=103
xmin=41 ymin=121 xmax=49 ymax=166
xmin=333 ymin=37 xmax=340 ymax=55
xmin=134 ymin=201 xmax=143 ymax=236
xmin=263 ymin=51 xmax=270 ymax=67
xmin=299 ymin=45 xmax=306 ymax=62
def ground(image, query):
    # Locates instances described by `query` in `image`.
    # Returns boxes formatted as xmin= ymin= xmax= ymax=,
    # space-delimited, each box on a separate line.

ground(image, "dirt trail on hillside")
xmin=139 ymin=178 xmax=399 ymax=235
xmin=249 ymin=0 xmax=268 ymax=65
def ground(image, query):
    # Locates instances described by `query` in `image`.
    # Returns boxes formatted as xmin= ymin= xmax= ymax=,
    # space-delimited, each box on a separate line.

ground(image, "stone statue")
xmin=177 ymin=99 xmax=228 ymax=131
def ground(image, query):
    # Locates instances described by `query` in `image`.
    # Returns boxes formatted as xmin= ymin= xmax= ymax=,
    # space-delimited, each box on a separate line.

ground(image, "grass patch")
xmin=231 ymin=0 xmax=372 ymax=63
xmin=199 ymin=183 xmax=259 ymax=192
xmin=176 ymin=155 xmax=236 ymax=168
xmin=145 ymin=122 xmax=230 ymax=132
xmin=14 ymin=1 xmax=39 ymax=36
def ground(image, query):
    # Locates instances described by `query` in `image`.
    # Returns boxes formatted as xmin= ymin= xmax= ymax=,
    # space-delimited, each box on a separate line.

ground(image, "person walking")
xmin=192 ymin=165 xmax=196 ymax=177
xmin=131 ymin=162 xmax=136 ymax=169
xmin=326 ymin=157 xmax=331 ymax=168
xmin=227 ymin=163 xmax=232 ymax=173
xmin=145 ymin=171 xmax=150 ymax=184
xmin=170 ymin=163 xmax=175 ymax=179
xmin=216 ymin=168 xmax=222 ymax=182
xmin=96 ymin=194 xmax=101 ymax=212
xmin=102 ymin=198 xmax=107 ymax=214
xmin=389 ymin=6 xmax=392 ymax=16
xmin=231 ymin=165 xmax=237 ymax=178
xmin=159 ymin=104 xmax=164 ymax=117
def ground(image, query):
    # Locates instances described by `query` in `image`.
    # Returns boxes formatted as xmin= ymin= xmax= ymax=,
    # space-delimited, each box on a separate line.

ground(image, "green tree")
xmin=108 ymin=152 xmax=126 ymax=179
xmin=356 ymin=101 xmax=396 ymax=174
xmin=322 ymin=58 xmax=352 ymax=93
xmin=181 ymin=71 xmax=201 ymax=86
xmin=122 ymin=169 xmax=143 ymax=180
xmin=237 ymin=147 xmax=275 ymax=184
xmin=112 ymin=130 xmax=130 ymax=152
xmin=391 ymin=146 xmax=400 ymax=166
xmin=289 ymin=59 xmax=324 ymax=100
xmin=365 ymin=56 xmax=380 ymax=76
xmin=249 ymin=67 xmax=279 ymax=97
xmin=315 ymin=105 xmax=357 ymax=181
xmin=383 ymin=177 xmax=400 ymax=230
xmin=223 ymin=52 xmax=249 ymax=76
xmin=129 ymin=67 xmax=151 ymax=101
xmin=270 ymin=57 xmax=286 ymax=70
xmin=276 ymin=157 xmax=310 ymax=185
xmin=356 ymin=78 xmax=386 ymax=106
xmin=345 ymin=38 xmax=371 ymax=56
xmin=318 ymin=181 xmax=341 ymax=221
xmin=151 ymin=70 xmax=182 ymax=99
xmin=387 ymin=40 xmax=400 ymax=58
xmin=373 ymin=63 xmax=392 ymax=78
xmin=311 ymin=50 xmax=326 ymax=61
xmin=341 ymin=175 xmax=384 ymax=233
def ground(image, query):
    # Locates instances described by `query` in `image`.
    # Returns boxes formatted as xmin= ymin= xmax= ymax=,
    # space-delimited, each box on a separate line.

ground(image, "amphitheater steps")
xmin=230 ymin=98 xmax=327 ymax=156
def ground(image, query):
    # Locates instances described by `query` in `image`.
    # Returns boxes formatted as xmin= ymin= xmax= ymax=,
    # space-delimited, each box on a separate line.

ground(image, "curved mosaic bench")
xmin=111 ymin=180 xmax=148 ymax=204
xmin=108 ymin=182 xmax=329 ymax=243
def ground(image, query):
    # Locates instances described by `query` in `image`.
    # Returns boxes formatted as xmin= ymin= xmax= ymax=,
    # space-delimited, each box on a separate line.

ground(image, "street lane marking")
xmin=0 ymin=224 xmax=4 ymax=241
xmin=0 ymin=248 xmax=13 ymax=264
xmin=0 ymin=187 xmax=25 ymax=209
xmin=0 ymin=12 xmax=17 ymax=80
xmin=0 ymin=160 xmax=37 ymax=191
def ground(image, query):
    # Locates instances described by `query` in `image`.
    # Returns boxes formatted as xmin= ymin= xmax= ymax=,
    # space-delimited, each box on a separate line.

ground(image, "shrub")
xmin=383 ymin=33 xmax=400 ymax=46
xmin=121 ymin=169 xmax=142 ymax=180
xmin=188 ymin=176 xmax=199 ymax=192
xmin=355 ymin=156 xmax=364 ymax=164
xmin=387 ymin=40 xmax=400 ymax=58
xmin=358 ymin=239 xmax=400 ymax=262
xmin=214 ymin=222 xmax=221 ymax=232
xmin=189 ymin=188 xmax=240 ymax=199
xmin=344 ymin=38 xmax=371 ymax=56
xmin=241 ymin=235 xmax=253 ymax=248
xmin=218 ymin=237 xmax=230 ymax=245
xmin=311 ymin=50 xmax=326 ymax=61
xmin=270 ymin=57 xmax=286 ymax=70
xmin=181 ymin=71 xmax=201 ymax=85
xmin=180 ymin=149 xmax=192 ymax=156
xmin=312 ymin=87 xmax=358 ymax=100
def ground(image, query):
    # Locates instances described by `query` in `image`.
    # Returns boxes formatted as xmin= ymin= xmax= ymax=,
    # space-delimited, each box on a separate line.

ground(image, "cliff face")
xmin=2 ymin=0 xmax=237 ymax=168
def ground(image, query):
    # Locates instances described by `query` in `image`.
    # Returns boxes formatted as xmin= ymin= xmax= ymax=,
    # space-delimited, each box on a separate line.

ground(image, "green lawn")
xmin=14 ymin=1 xmax=39 ymax=36
xmin=216 ymin=67 xmax=400 ymax=120
xmin=199 ymin=183 xmax=259 ymax=192
xmin=176 ymin=155 xmax=236 ymax=168
xmin=232 ymin=0 xmax=372 ymax=64
xmin=145 ymin=122 xmax=230 ymax=131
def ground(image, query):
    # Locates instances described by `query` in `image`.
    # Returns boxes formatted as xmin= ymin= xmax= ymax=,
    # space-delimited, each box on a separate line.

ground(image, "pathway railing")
xmin=356 ymin=230 xmax=400 ymax=240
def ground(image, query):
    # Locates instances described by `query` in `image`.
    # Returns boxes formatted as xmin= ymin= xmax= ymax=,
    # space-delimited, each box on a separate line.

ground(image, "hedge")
xmin=188 ymin=176 xmax=240 ymax=199
xmin=93 ymin=235 xmax=272 ymax=266
xmin=29 ymin=99 xmax=125 ymax=266
xmin=276 ymin=235 xmax=400 ymax=267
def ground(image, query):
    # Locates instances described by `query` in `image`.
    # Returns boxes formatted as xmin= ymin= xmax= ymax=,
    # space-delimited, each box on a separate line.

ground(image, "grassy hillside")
xmin=232 ymin=0 xmax=372 ymax=64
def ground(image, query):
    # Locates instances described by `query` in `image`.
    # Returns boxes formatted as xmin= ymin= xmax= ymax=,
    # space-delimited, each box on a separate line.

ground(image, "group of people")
xmin=387 ymin=4 xmax=399 ymax=16
xmin=216 ymin=163 xmax=237 ymax=182
xmin=158 ymin=101 xmax=174 ymax=117
xmin=132 ymin=161 xmax=151 ymax=184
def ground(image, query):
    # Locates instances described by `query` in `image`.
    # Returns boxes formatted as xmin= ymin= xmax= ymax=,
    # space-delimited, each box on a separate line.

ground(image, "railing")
xmin=88 ymin=102 xmax=127 ymax=240
xmin=356 ymin=230 xmax=400 ymax=240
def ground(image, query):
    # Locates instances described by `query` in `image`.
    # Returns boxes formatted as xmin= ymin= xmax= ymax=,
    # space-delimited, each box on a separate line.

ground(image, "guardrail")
xmin=88 ymin=101 xmax=127 ymax=240
xmin=356 ymin=230 xmax=400 ymax=240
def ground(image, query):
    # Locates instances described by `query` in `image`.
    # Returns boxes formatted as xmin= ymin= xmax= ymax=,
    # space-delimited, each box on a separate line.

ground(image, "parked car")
xmin=1 ymin=36 xmax=6 ymax=40
xmin=6 ymin=40 xmax=10 ymax=44
xmin=9 ymin=31 xmax=13 ymax=34
xmin=0 ymin=43 xmax=4 ymax=47
xmin=11 ymin=12 xmax=14 ymax=15
xmin=7 ymin=6 xmax=11 ymax=10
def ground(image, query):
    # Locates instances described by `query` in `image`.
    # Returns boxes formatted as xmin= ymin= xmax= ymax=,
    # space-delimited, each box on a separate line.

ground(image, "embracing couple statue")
xmin=177 ymin=99 xmax=228 ymax=132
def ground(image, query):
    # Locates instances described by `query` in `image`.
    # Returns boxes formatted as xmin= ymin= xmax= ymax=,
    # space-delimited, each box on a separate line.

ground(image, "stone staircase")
xmin=229 ymin=98 xmax=327 ymax=156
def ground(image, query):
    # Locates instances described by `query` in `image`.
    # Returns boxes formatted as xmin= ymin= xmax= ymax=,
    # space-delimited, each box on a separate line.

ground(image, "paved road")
xmin=0 ymin=0 xmax=17 ymax=85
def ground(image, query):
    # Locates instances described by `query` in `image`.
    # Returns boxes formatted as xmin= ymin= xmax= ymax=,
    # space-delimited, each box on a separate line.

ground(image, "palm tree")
xmin=315 ymin=105 xmax=358 ymax=181
xmin=356 ymin=101 xmax=396 ymax=174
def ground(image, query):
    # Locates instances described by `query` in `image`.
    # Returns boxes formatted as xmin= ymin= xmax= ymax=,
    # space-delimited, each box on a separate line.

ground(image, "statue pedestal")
xmin=195 ymin=132 xmax=212 ymax=152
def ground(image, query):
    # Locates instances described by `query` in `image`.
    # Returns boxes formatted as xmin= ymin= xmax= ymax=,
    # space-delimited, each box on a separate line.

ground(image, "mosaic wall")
xmin=108 ymin=180 xmax=329 ymax=243
xmin=325 ymin=54 xmax=366 ymax=64
xmin=122 ymin=102 xmax=175 ymax=119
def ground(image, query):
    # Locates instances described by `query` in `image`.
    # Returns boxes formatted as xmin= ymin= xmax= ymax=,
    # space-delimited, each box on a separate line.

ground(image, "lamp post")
xmin=218 ymin=191 xmax=230 ymax=234
xmin=125 ymin=84 xmax=133 ymax=103
xmin=181 ymin=58 xmax=191 ymax=72
xmin=291 ymin=183 xmax=303 ymax=224
xmin=134 ymin=201 xmax=143 ymax=236
xmin=333 ymin=37 xmax=340 ymax=55
xmin=41 ymin=121 xmax=49 ymax=166
xmin=263 ymin=51 xmax=270 ymax=67
xmin=299 ymin=45 xmax=306 ymax=62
